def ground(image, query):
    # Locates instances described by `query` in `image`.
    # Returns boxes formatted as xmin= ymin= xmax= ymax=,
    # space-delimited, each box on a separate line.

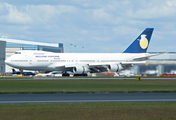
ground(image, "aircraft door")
xmin=75 ymin=58 xmax=78 ymax=64
xmin=29 ymin=60 xmax=32 ymax=65
xmin=27 ymin=55 xmax=32 ymax=65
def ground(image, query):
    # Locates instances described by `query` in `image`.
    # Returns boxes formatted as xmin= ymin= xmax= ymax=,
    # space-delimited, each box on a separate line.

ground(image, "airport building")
xmin=0 ymin=37 xmax=64 ymax=74
xmin=122 ymin=52 xmax=176 ymax=76
xmin=96 ymin=52 xmax=176 ymax=77
xmin=0 ymin=41 xmax=6 ymax=74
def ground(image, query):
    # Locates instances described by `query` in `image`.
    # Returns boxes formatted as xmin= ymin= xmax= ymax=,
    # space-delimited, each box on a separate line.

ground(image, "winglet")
xmin=123 ymin=28 xmax=154 ymax=53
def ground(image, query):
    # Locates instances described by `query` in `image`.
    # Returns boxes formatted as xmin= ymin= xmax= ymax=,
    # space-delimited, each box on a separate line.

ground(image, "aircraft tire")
xmin=62 ymin=73 xmax=69 ymax=76
xmin=74 ymin=74 xmax=87 ymax=77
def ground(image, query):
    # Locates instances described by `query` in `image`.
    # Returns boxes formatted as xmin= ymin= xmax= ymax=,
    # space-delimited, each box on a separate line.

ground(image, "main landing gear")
xmin=62 ymin=72 xmax=88 ymax=77
xmin=62 ymin=71 xmax=69 ymax=76
xmin=74 ymin=74 xmax=88 ymax=76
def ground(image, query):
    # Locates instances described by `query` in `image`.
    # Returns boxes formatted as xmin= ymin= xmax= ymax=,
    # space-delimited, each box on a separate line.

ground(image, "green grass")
xmin=0 ymin=102 xmax=176 ymax=120
xmin=0 ymin=78 xmax=176 ymax=94
xmin=0 ymin=77 xmax=176 ymax=119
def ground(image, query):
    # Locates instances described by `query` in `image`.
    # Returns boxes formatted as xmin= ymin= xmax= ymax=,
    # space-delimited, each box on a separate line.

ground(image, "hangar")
xmin=0 ymin=37 xmax=63 ymax=74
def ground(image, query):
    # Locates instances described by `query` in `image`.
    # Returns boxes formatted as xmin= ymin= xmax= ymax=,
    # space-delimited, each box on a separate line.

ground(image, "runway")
xmin=0 ymin=93 xmax=176 ymax=104
xmin=33 ymin=77 xmax=176 ymax=80
xmin=1 ymin=77 xmax=176 ymax=80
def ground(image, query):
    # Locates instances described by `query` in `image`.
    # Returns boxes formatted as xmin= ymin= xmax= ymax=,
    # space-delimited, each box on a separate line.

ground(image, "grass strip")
xmin=1 ymin=90 xmax=176 ymax=94
xmin=0 ymin=79 xmax=176 ymax=94
xmin=0 ymin=102 xmax=176 ymax=120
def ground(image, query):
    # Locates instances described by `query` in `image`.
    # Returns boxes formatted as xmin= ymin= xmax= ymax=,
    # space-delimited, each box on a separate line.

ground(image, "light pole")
xmin=70 ymin=44 xmax=72 ymax=53
xmin=82 ymin=47 xmax=84 ymax=53
xmin=74 ymin=45 xmax=76 ymax=53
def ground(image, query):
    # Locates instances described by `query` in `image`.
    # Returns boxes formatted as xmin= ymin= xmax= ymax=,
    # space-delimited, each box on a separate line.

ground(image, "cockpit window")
xmin=15 ymin=52 xmax=21 ymax=54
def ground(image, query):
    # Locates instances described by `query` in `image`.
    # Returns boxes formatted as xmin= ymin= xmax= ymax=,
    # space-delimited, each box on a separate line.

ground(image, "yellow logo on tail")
xmin=139 ymin=34 xmax=148 ymax=49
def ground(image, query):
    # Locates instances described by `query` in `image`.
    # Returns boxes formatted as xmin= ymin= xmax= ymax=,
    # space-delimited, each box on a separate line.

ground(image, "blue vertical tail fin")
xmin=123 ymin=28 xmax=154 ymax=53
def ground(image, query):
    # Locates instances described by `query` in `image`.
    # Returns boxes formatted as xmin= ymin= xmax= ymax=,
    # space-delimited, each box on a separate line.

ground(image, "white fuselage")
xmin=5 ymin=50 xmax=149 ymax=72
xmin=4 ymin=28 xmax=155 ymax=74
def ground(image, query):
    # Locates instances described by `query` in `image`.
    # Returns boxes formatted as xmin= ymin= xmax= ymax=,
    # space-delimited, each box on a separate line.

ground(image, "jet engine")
xmin=73 ymin=66 xmax=90 ymax=74
xmin=107 ymin=63 xmax=124 ymax=72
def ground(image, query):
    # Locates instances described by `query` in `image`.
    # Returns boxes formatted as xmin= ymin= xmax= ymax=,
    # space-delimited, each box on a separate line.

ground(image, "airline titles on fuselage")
xmin=35 ymin=55 xmax=60 ymax=59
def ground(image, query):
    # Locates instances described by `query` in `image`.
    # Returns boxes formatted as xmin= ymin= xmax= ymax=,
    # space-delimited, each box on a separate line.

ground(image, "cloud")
xmin=25 ymin=4 xmax=78 ymax=24
xmin=125 ymin=0 xmax=176 ymax=19
xmin=0 ymin=0 xmax=176 ymax=53
xmin=0 ymin=3 xmax=32 ymax=24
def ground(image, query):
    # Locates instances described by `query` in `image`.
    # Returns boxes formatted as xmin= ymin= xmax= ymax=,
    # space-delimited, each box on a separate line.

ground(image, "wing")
xmin=89 ymin=61 xmax=146 ymax=73
xmin=54 ymin=61 xmax=144 ymax=73
xmin=55 ymin=63 xmax=109 ymax=73
xmin=54 ymin=53 xmax=164 ymax=74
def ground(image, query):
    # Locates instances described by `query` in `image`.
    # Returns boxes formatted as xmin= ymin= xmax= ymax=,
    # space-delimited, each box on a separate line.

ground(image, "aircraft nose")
xmin=5 ymin=58 xmax=11 ymax=65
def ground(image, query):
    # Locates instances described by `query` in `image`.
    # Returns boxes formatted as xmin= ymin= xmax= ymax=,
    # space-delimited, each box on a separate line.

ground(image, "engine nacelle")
xmin=108 ymin=63 xmax=124 ymax=72
xmin=73 ymin=66 xmax=90 ymax=74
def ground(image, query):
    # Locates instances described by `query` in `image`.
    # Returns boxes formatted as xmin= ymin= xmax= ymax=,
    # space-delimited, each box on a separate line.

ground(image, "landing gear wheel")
xmin=62 ymin=72 xmax=69 ymax=76
xmin=74 ymin=74 xmax=87 ymax=76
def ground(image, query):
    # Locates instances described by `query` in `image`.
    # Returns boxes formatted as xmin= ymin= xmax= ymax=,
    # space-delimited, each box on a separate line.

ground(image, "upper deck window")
xmin=15 ymin=52 xmax=21 ymax=54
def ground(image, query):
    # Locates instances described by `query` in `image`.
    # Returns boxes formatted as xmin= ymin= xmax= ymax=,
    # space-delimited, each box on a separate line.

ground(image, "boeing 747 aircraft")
xmin=5 ymin=28 xmax=159 ymax=76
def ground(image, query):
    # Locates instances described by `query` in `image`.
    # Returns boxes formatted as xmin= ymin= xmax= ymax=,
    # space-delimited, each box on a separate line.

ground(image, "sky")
xmin=0 ymin=0 xmax=176 ymax=53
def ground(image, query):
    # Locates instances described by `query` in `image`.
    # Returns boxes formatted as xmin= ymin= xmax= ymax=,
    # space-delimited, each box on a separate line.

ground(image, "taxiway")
xmin=0 ymin=93 xmax=176 ymax=104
